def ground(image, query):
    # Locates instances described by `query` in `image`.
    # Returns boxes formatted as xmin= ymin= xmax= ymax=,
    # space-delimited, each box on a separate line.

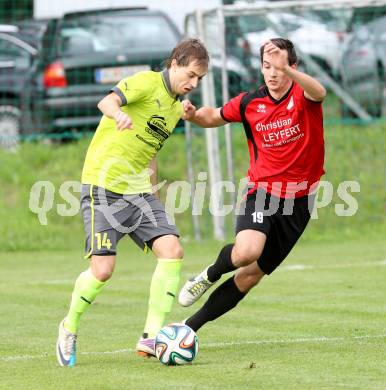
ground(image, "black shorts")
xmin=236 ymin=189 xmax=315 ymax=275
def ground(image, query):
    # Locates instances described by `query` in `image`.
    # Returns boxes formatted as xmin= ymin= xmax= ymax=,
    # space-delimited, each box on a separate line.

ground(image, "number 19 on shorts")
xmin=252 ymin=211 xmax=263 ymax=223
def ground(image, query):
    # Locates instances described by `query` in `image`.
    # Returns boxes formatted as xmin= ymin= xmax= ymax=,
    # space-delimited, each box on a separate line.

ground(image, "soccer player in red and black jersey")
xmin=178 ymin=38 xmax=327 ymax=331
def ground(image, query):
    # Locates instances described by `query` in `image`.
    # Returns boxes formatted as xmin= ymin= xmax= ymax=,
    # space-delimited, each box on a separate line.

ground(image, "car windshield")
xmin=58 ymin=14 xmax=179 ymax=56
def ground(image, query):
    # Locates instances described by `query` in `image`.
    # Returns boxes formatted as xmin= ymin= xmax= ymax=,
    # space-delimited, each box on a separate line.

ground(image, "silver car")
xmin=340 ymin=15 xmax=386 ymax=118
xmin=0 ymin=26 xmax=38 ymax=147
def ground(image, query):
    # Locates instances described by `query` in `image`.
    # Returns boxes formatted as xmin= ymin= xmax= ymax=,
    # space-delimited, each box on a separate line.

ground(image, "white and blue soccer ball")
xmin=155 ymin=323 xmax=199 ymax=366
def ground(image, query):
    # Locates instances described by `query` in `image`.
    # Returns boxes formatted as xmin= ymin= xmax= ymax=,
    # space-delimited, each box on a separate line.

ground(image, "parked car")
xmin=24 ymin=6 xmax=252 ymax=136
xmin=0 ymin=7 xmax=251 ymax=142
xmin=340 ymin=14 xmax=386 ymax=118
xmin=239 ymin=11 xmax=346 ymax=79
xmin=22 ymin=8 xmax=182 ymax=135
xmin=15 ymin=18 xmax=53 ymax=51
xmin=0 ymin=26 xmax=38 ymax=147
xmin=0 ymin=20 xmax=51 ymax=147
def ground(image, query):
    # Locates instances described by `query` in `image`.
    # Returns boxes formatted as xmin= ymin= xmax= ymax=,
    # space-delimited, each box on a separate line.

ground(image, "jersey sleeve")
xmin=220 ymin=92 xmax=247 ymax=122
xmin=111 ymin=72 xmax=153 ymax=106
xmin=293 ymin=83 xmax=322 ymax=106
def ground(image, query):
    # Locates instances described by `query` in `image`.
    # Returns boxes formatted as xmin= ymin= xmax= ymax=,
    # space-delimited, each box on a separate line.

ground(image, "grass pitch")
xmin=1 ymin=235 xmax=385 ymax=389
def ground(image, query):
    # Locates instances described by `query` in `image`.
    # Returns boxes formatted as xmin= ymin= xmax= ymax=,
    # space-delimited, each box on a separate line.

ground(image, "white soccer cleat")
xmin=178 ymin=266 xmax=215 ymax=307
xmin=56 ymin=318 xmax=77 ymax=367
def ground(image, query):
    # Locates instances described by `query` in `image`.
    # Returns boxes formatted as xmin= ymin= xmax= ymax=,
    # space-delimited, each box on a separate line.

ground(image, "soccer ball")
xmin=155 ymin=323 xmax=199 ymax=366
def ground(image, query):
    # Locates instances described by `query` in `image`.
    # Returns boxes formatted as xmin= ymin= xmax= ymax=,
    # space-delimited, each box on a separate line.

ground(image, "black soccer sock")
xmin=185 ymin=276 xmax=246 ymax=332
xmin=206 ymin=244 xmax=236 ymax=283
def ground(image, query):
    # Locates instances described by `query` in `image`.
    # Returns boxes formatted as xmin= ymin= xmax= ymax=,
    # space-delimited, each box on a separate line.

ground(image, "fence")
xmin=184 ymin=0 xmax=386 ymax=239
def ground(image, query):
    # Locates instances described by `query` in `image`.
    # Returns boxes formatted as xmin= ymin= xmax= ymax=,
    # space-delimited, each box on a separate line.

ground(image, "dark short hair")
xmin=260 ymin=38 xmax=298 ymax=66
xmin=164 ymin=38 xmax=209 ymax=69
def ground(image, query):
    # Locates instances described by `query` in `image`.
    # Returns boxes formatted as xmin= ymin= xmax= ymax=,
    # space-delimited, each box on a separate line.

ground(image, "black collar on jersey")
xmin=161 ymin=69 xmax=180 ymax=101
xmin=265 ymin=82 xmax=294 ymax=104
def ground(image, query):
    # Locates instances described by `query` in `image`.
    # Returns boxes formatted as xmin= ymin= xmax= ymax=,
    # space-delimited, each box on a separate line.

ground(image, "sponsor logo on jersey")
xmin=146 ymin=115 xmax=169 ymax=139
xmin=257 ymin=103 xmax=266 ymax=113
xmin=256 ymin=118 xmax=292 ymax=132
xmin=138 ymin=115 xmax=171 ymax=151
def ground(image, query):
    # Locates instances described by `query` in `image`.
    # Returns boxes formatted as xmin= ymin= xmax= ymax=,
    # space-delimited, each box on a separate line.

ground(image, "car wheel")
xmin=0 ymin=105 xmax=21 ymax=149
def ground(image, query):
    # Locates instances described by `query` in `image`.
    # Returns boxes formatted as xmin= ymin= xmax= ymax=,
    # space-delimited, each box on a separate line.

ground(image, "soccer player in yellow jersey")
xmin=56 ymin=39 xmax=209 ymax=366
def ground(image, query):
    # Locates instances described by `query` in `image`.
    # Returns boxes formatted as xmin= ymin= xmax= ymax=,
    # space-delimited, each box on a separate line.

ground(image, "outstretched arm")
xmin=182 ymin=100 xmax=227 ymax=128
xmin=264 ymin=41 xmax=326 ymax=102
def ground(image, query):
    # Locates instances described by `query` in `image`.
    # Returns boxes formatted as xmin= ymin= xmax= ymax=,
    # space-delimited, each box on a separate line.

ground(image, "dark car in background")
xmin=0 ymin=25 xmax=37 ymax=147
xmin=0 ymin=7 xmax=251 ymax=142
xmin=0 ymin=20 xmax=51 ymax=146
xmin=24 ymin=8 xmax=181 ymax=134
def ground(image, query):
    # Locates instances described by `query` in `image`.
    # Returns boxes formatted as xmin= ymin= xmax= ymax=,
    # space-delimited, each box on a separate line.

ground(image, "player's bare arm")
xmin=264 ymin=41 xmax=326 ymax=102
xmin=97 ymin=92 xmax=133 ymax=130
xmin=182 ymin=100 xmax=226 ymax=128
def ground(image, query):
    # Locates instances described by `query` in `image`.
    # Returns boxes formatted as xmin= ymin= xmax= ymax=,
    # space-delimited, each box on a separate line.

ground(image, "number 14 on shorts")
xmin=252 ymin=211 xmax=263 ymax=223
xmin=95 ymin=232 xmax=112 ymax=250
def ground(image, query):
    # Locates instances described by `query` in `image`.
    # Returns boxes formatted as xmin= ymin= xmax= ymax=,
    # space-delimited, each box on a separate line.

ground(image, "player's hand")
xmin=114 ymin=110 xmax=133 ymax=131
xmin=263 ymin=41 xmax=289 ymax=71
xmin=182 ymin=100 xmax=196 ymax=121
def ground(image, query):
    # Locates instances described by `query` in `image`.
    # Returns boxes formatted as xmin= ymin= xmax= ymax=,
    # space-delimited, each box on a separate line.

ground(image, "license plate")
xmin=95 ymin=65 xmax=151 ymax=84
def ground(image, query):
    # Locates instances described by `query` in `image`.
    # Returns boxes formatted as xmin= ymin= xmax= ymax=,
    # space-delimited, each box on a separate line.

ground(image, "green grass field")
xmin=1 ymin=234 xmax=385 ymax=389
xmin=0 ymin=115 xmax=385 ymax=388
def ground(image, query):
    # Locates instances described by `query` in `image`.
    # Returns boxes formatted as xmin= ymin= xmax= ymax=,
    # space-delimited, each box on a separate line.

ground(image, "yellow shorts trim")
xmin=84 ymin=185 xmax=95 ymax=260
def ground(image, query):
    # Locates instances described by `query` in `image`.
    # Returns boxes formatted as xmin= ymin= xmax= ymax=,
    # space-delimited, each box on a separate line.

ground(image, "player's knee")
xmin=232 ymin=246 xmax=260 ymax=267
xmin=169 ymin=243 xmax=184 ymax=259
xmin=91 ymin=265 xmax=114 ymax=282
xmin=90 ymin=255 xmax=115 ymax=282
xmin=152 ymin=235 xmax=184 ymax=259
xmin=158 ymin=242 xmax=184 ymax=259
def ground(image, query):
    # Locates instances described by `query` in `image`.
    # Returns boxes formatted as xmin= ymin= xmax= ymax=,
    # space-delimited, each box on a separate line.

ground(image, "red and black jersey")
xmin=220 ymin=82 xmax=325 ymax=198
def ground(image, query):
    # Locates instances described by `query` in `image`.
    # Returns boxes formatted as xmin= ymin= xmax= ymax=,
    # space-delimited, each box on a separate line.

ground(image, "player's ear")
xmin=171 ymin=58 xmax=178 ymax=71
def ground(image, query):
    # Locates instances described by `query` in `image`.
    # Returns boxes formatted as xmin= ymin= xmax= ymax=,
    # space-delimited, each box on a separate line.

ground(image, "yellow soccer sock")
xmin=64 ymin=268 xmax=106 ymax=333
xmin=143 ymin=258 xmax=182 ymax=338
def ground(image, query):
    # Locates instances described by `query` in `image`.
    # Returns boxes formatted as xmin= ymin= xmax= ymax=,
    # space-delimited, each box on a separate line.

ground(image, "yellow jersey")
xmin=82 ymin=70 xmax=182 ymax=194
